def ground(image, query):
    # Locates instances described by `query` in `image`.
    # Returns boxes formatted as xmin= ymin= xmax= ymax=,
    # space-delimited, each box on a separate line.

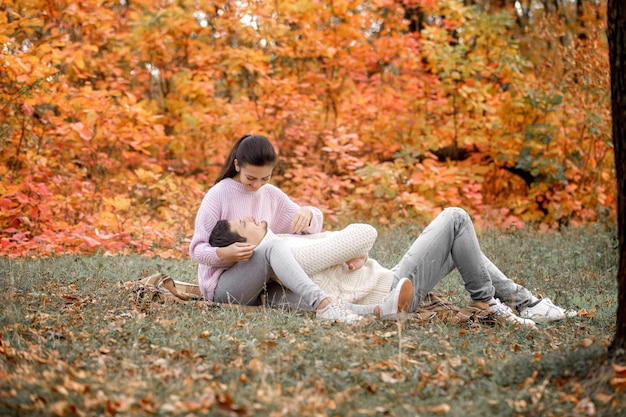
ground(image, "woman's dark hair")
xmin=215 ymin=134 xmax=277 ymax=184
xmin=209 ymin=220 xmax=247 ymax=247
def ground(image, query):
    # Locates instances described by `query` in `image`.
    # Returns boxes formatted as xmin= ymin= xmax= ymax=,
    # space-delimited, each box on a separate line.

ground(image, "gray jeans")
xmin=214 ymin=239 xmax=329 ymax=309
xmin=390 ymin=207 xmax=532 ymax=312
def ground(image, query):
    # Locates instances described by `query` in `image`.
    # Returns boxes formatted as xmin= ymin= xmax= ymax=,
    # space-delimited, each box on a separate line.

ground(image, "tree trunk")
xmin=608 ymin=0 xmax=626 ymax=356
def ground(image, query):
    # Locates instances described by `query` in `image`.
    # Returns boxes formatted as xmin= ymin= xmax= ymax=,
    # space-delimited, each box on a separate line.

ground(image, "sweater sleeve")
xmin=264 ymin=185 xmax=324 ymax=234
xmin=304 ymin=205 xmax=324 ymax=234
xmin=282 ymin=224 xmax=378 ymax=275
xmin=188 ymin=186 xmax=235 ymax=269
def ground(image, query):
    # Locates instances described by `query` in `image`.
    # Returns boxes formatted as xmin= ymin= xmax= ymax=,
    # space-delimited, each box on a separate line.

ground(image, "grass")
xmin=0 ymin=223 xmax=623 ymax=417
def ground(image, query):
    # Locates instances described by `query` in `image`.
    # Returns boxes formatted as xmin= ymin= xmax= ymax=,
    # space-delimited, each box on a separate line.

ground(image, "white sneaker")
xmin=489 ymin=299 xmax=537 ymax=329
xmin=316 ymin=299 xmax=362 ymax=324
xmin=519 ymin=298 xmax=578 ymax=322
xmin=378 ymin=278 xmax=413 ymax=320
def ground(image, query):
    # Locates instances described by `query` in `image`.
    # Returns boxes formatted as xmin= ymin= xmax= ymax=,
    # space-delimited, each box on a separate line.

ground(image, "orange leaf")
xmin=69 ymin=122 xmax=92 ymax=140
xmin=610 ymin=377 xmax=626 ymax=391
xmin=613 ymin=364 xmax=626 ymax=377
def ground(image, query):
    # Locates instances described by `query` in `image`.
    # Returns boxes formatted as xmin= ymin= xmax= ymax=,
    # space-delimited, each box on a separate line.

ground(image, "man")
xmin=211 ymin=209 xmax=577 ymax=327
xmin=210 ymin=217 xmax=414 ymax=321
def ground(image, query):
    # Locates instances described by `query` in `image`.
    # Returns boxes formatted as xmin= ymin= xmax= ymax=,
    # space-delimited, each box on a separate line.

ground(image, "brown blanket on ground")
xmin=123 ymin=273 xmax=203 ymax=304
xmin=123 ymin=273 xmax=495 ymax=326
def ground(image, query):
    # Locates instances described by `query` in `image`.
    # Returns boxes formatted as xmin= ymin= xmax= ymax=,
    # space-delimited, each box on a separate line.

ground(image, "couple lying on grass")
xmin=196 ymin=207 xmax=577 ymax=328
xmin=186 ymin=134 xmax=576 ymax=327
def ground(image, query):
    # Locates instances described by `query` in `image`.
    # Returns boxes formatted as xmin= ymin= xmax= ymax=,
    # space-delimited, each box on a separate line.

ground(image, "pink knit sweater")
xmin=189 ymin=178 xmax=323 ymax=300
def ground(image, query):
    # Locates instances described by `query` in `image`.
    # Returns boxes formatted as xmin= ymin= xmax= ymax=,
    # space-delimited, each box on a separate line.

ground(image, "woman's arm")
xmin=188 ymin=189 xmax=235 ymax=268
xmin=265 ymin=185 xmax=323 ymax=234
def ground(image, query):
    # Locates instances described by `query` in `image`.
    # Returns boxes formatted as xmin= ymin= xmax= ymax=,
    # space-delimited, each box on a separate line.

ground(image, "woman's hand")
xmin=291 ymin=207 xmax=313 ymax=233
xmin=216 ymin=242 xmax=256 ymax=262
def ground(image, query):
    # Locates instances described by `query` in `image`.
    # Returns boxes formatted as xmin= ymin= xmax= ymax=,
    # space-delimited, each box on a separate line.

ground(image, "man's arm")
xmin=279 ymin=224 xmax=378 ymax=275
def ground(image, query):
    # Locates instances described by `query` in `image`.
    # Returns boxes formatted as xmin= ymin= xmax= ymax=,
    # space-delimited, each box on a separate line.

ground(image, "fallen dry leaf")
xmin=581 ymin=338 xmax=594 ymax=348
xmin=594 ymin=392 xmax=614 ymax=404
xmin=427 ymin=403 xmax=451 ymax=414
xmin=380 ymin=371 xmax=406 ymax=384
xmin=609 ymin=377 xmax=626 ymax=391
xmin=573 ymin=397 xmax=596 ymax=416
xmin=248 ymin=357 xmax=264 ymax=372
xmin=578 ymin=308 xmax=596 ymax=318
xmin=613 ymin=363 xmax=626 ymax=376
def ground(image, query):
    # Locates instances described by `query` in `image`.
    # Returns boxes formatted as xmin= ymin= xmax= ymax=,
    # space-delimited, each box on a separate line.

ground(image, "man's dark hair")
xmin=209 ymin=220 xmax=247 ymax=247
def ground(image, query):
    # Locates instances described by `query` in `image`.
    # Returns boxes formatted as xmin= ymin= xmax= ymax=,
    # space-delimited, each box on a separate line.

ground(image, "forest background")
xmin=0 ymin=0 xmax=613 ymax=259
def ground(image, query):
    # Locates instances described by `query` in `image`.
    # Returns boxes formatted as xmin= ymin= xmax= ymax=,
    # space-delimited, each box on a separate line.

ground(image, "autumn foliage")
xmin=0 ymin=0 xmax=613 ymax=258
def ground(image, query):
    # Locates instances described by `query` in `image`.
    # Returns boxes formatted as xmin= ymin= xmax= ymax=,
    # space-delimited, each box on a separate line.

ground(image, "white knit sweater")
xmin=261 ymin=224 xmax=394 ymax=305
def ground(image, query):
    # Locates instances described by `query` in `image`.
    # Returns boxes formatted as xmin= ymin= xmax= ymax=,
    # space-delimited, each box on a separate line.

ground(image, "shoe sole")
xmin=381 ymin=278 xmax=413 ymax=320
xmin=397 ymin=278 xmax=413 ymax=313
xmin=520 ymin=310 xmax=578 ymax=322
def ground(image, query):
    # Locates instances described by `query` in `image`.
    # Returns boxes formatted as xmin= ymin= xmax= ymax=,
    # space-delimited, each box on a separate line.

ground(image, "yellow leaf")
xmin=135 ymin=168 xmax=161 ymax=182
xmin=83 ymin=44 xmax=99 ymax=52
xmin=105 ymin=196 xmax=131 ymax=211
xmin=96 ymin=211 xmax=118 ymax=229
xmin=74 ymin=50 xmax=85 ymax=70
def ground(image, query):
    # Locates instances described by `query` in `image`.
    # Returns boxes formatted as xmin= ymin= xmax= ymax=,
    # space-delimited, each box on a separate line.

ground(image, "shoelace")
xmin=334 ymin=297 xmax=362 ymax=320
xmin=332 ymin=297 xmax=350 ymax=314
xmin=490 ymin=300 xmax=512 ymax=317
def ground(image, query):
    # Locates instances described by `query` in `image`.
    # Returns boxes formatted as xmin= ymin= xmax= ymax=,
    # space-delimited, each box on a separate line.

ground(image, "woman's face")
xmin=234 ymin=160 xmax=273 ymax=192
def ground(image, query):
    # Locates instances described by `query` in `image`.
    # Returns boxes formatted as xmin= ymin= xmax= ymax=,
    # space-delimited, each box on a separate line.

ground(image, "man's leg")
xmin=391 ymin=207 xmax=496 ymax=312
xmin=484 ymin=256 xmax=576 ymax=321
xmin=216 ymin=239 xmax=330 ymax=309
xmin=265 ymin=282 xmax=312 ymax=311
xmin=214 ymin=248 xmax=272 ymax=305
xmin=483 ymin=255 xmax=534 ymax=311
xmin=264 ymin=282 xmax=384 ymax=320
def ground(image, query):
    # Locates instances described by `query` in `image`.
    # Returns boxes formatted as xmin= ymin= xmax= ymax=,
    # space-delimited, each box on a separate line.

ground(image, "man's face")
xmin=228 ymin=217 xmax=268 ymax=246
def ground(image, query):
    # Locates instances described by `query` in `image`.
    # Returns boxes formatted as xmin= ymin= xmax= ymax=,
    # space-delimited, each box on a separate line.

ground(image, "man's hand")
xmin=290 ymin=207 xmax=313 ymax=233
xmin=216 ymin=242 xmax=256 ymax=262
xmin=346 ymin=255 xmax=368 ymax=271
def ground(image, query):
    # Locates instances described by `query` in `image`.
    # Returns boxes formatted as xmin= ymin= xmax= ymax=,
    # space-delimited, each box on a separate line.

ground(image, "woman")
xmin=189 ymin=134 xmax=409 ymax=323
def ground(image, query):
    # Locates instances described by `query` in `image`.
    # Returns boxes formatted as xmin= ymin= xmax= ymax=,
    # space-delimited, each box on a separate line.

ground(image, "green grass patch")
xmin=1 ymin=225 xmax=623 ymax=416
